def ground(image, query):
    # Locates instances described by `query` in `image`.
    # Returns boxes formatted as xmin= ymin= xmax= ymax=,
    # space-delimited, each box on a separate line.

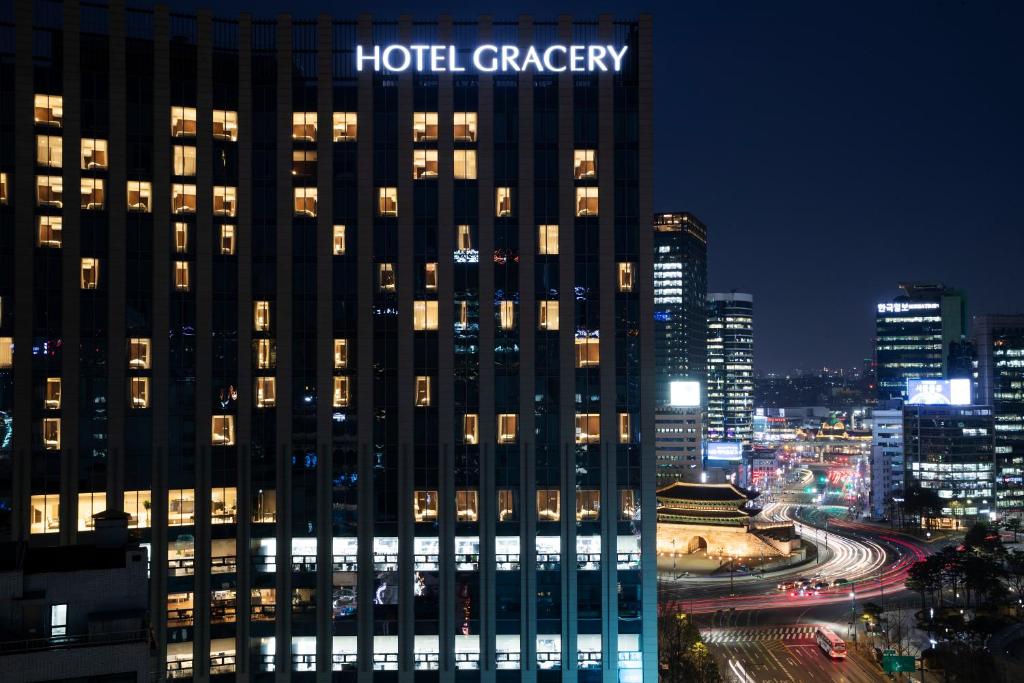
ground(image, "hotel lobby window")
xmin=42 ymin=417 xmax=61 ymax=450
xmin=292 ymin=149 xmax=316 ymax=177
xmin=538 ymin=301 xmax=559 ymax=330
xmin=377 ymin=187 xmax=397 ymax=216
xmin=575 ymin=187 xmax=599 ymax=217
xmin=333 ymin=111 xmax=357 ymax=141
xmin=499 ymin=301 xmax=516 ymax=330
xmin=424 ymin=262 xmax=438 ymax=291
xmin=126 ymin=181 xmax=152 ymax=212
xmin=456 ymin=490 xmax=479 ymax=522
xmin=413 ymin=149 xmax=438 ymax=180
xmin=617 ymin=262 xmax=635 ymax=292
xmin=378 ymin=263 xmax=396 ymax=292
xmin=293 ymin=187 xmax=317 ymax=217
xmin=576 ymin=490 xmax=601 ymax=521
xmin=214 ymin=186 xmax=237 ymax=217
xmin=619 ymin=413 xmax=632 ymax=444
xmin=497 ymin=413 xmax=518 ymax=444
xmin=453 ymin=149 xmax=477 ymax=180
xmin=36 ymin=134 xmax=62 ymax=168
xmin=413 ymin=112 xmax=438 ymax=142
xmin=171 ymin=106 xmax=197 ymax=137
xmin=81 ymin=138 xmax=108 ymax=170
xmin=453 ymin=111 xmax=477 ymax=142
xmin=575 ymin=414 xmax=600 ymax=444
xmin=333 ymin=376 xmax=350 ymax=408
xmin=130 ymin=377 xmax=150 ymax=409
xmin=256 ymin=377 xmax=276 ymax=408
xmin=211 ymin=487 xmax=238 ymax=524
xmin=537 ymin=489 xmax=560 ymax=522
xmin=30 ymin=494 xmax=60 ymax=534
xmin=37 ymin=216 xmax=62 ymax=248
xmin=34 ymin=94 xmax=63 ymax=127
xmin=414 ymin=490 xmax=438 ymax=522
xmin=174 ymin=261 xmax=191 ymax=291
xmin=415 ymin=376 xmax=432 ymax=407
xmin=463 ymin=414 xmax=479 ymax=445
xmin=334 ymin=339 xmax=348 ymax=369
xmin=573 ymin=149 xmax=597 ymax=179
xmin=168 ymin=488 xmax=196 ymax=526
xmin=413 ymin=301 xmax=438 ymax=331
xmin=80 ymin=258 xmax=100 ymax=289
xmin=128 ymin=338 xmax=152 ymax=369
xmin=254 ymin=339 xmax=275 ymax=369
xmin=173 ymin=145 xmax=196 ymax=176
xmin=211 ymin=415 xmax=236 ymax=446
xmin=575 ymin=336 xmax=600 ymax=368
xmin=212 ymin=109 xmax=238 ymax=141
xmin=81 ymin=178 xmax=105 ymax=210
xmin=219 ymin=225 xmax=236 ymax=255
xmin=495 ymin=187 xmax=512 ymax=217
xmin=171 ymin=183 xmax=197 ymax=214
xmin=292 ymin=111 xmax=317 ymax=141
xmin=174 ymin=222 xmax=189 ymax=253
xmin=36 ymin=175 xmax=63 ymax=207
xmin=456 ymin=224 xmax=473 ymax=252
xmin=254 ymin=301 xmax=270 ymax=331
xmin=538 ymin=224 xmax=559 ymax=255
xmin=45 ymin=377 xmax=62 ymax=410
xmin=333 ymin=225 xmax=346 ymax=255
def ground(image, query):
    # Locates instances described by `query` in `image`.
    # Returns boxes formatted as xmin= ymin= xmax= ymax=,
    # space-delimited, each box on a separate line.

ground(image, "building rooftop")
xmin=0 ymin=542 xmax=136 ymax=575
xmin=656 ymin=481 xmax=756 ymax=503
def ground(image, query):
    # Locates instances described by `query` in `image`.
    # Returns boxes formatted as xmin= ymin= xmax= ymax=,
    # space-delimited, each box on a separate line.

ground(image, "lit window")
xmin=573 ymin=149 xmax=597 ymax=179
xmin=618 ymin=413 xmax=631 ymax=444
xmin=292 ymin=149 xmax=316 ymax=177
xmin=453 ymin=112 xmax=477 ymax=142
xmin=124 ymin=490 xmax=153 ymax=529
xmin=211 ymin=488 xmax=238 ymax=524
xmin=43 ymin=417 xmax=61 ymax=450
xmin=617 ymin=262 xmax=635 ymax=292
xmin=378 ymin=263 xmax=396 ymax=292
xmin=456 ymin=301 xmax=468 ymax=328
xmin=414 ymin=490 xmax=438 ymax=522
xmin=454 ymin=149 xmax=477 ymax=179
xmin=168 ymin=488 xmax=197 ymax=526
xmin=456 ymin=490 xmax=479 ymax=522
xmin=219 ymin=225 xmax=236 ymax=255
xmin=576 ymin=490 xmax=600 ymax=521
xmin=413 ymin=112 xmax=438 ymax=142
xmin=126 ymin=180 xmax=152 ymax=212
xmin=575 ymin=414 xmax=601 ymax=444
xmin=174 ymin=222 xmax=189 ymax=253
xmin=333 ymin=225 xmax=346 ymax=255
xmin=499 ymin=301 xmax=516 ymax=330
xmin=414 ymin=301 xmax=439 ymax=331
xmin=413 ymin=149 xmax=438 ymax=180
xmin=415 ymin=376 xmax=432 ymax=407
xmin=36 ymin=135 xmax=62 ymax=168
xmin=537 ymin=489 xmax=560 ymax=522
xmin=81 ymin=178 xmax=105 ymax=210
xmin=619 ymin=490 xmax=637 ymax=520
xmin=497 ymin=413 xmax=518 ymax=444
xmin=424 ymin=263 xmax=438 ymax=291
xmin=538 ymin=224 xmax=559 ymax=255
xmin=538 ymin=301 xmax=559 ymax=331
xmin=36 ymin=175 xmax=63 ymax=208
xmin=496 ymin=187 xmax=512 ymax=217
xmin=333 ymin=111 xmax=357 ymax=141
xmin=0 ymin=337 xmax=11 ymax=368
xmin=171 ymin=183 xmax=197 ymax=214
xmin=128 ymin=338 xmax=152 ymax=369
xmin=333 ymin=376 xmax=350 ymax=408
xmin=254 ymin=302 xmax=271 ymax=332
xmin=50 ymin=604 xmax=68 ymax=637
xmin=378 ymin=187 xmax=398 ymax=216
xmin=173 ymin=145 xmax=197 ymax=176
xmin=254 ymin=339 xmax=275 ymax=369
xmin=292 ymin=111 xmax=317 ymax=141
xmin=81 ymin=138 xmax=108 ymax=170
xmin=45 ymin=377 xmax=62 ymax=410
xmin=212 ymin=415 xmax=236 ymax=446
xmin=37 ymin=216 xmax=63 ymax=248
xmin=292 ymin=186 xmax=317 ymax=217
xmin=463 ymin=414 xmax=479 ymax=445
xmin=212 ymin=109 xmax=238 ymax=141
xmin=575 ymin=337 xmax=600 ymax=368
xmin=334 ymin=339 xmax=348 ymax=369
xmin=256 ymin=377 xmax=277 ymax=408
xmin=130 ymin=377 xmax=150 ymax=409
xmin=0 ymin=172 xmax=7 ymax=205
xmin=34 ymin=94 xmax=64 ymax=127
xmin=456 ymin=225 xmax=473 ymax=252
xmin=575 ymin=187 xmax=599 ymax=217
xmin=80 ymin=258 xmax=100 ymax=289
xmin=174 ymin=261 xmax=191 ymax=291
xmin=29 ymin=494 xmax=59 ymax=534
xmin=171 ymin=106 xmax=197 ymax=137
xmin=214 ymin=186 xmax=237 ymax=217
xmin=498 ymin=490 xmax=516 ymax=522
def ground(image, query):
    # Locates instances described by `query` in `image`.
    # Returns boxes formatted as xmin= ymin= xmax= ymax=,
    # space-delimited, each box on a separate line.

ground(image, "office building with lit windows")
xmin=706 ymin=293 xmax=754 ymax=444
xmin=0 ymin=3 xmax=656 ymax=681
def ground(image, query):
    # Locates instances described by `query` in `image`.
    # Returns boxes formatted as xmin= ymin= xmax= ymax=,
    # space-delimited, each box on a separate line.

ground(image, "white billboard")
xmin=906 ymin=378 xmax=971 ymax=406
xmin=669 ymin=380 xmax=701 ymax=407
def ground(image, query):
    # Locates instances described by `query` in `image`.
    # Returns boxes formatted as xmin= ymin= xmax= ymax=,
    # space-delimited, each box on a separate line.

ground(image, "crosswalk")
xmin=702 ymin=626 xmax=817 ymax=643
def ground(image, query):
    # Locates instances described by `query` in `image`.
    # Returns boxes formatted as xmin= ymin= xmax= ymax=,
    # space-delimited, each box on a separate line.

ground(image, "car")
xmin=813 ymin=581 xmax=829 ymax=591
xmin=832 ymin=577 xmax=849 ymax=587
xmin=777 ymin=581 xmax=797 ymax=591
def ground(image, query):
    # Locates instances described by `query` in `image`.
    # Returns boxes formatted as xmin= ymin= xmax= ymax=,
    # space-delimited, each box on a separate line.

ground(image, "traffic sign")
xmin=882 ymin=655 xmax=916 ymax=673
xmin=882 ymin=649 xmax=896 ymax=656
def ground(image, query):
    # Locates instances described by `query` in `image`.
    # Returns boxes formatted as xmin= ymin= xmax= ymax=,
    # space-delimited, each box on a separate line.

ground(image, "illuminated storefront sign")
xmin=356 ymin=44 xmax=628 ymax=73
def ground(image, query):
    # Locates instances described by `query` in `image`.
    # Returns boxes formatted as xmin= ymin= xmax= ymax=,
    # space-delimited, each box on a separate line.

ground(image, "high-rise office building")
xmin=0 ymin=4 xmax=656 ymax=680
xmin=653 ymin=212 xmax=707 ymax=406
xmin=654 ymin=407 xmax=703 ymax=485
xmin=706 ymin=293 xmax=754 ymax=444
xmin=869 ymin=406 xmax=904 ymax=520
xmin=875 ymin=283 xmax=967 ymax=400
xmin=973 ymin=314 xmax=1024 ymax=517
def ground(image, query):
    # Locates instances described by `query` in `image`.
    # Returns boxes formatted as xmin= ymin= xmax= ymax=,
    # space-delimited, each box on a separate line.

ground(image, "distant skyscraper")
xmin=707 ymin=293 xmax=754 ymax=443
xmin=653 ymin=212 xmax=707 ymax=406
xmin=973 ymin=314 xmax=1024 ymax=516
xmin=875 ymin=283 xmax=967 ymax=400
xmin=869 ymin=406 xmax=904 ymax=520
xmin=655 ymin=407 xmax=703 ymax=485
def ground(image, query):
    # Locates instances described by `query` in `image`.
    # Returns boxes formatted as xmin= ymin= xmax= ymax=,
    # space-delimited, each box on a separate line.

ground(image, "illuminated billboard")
xmin=706 ymin=441 xmax=743 ymax=461
xmin=669 ymin=380 xmax=701 ymax=407
xmin=906 ymin=378 xmax=971 ymax=406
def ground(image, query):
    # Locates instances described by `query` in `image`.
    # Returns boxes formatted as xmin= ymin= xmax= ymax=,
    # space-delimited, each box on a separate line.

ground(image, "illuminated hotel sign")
xmin=356 ymin=44 xmax=629 ymax=73
xmin=877 ymin=302 xmax=940 ymax=314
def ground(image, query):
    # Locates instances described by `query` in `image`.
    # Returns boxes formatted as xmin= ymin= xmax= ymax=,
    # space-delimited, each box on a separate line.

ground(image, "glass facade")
xmin=706 ymin=293 xmax=753 ymax=444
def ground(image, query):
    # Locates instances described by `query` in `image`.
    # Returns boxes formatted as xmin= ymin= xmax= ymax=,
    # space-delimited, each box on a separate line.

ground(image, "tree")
xmin=1006 ymin=517 xmax=1022 ymax=543
xmin=658 ymin=606 xmax=722 ymax=683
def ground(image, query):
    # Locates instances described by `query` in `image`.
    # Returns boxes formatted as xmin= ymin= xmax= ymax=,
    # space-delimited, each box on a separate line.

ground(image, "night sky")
xmin=147 ymin=0 xmax=1024 ymax=373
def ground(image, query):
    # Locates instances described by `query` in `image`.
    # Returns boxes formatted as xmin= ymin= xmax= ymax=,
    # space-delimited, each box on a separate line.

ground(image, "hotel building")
xmin=0 ymin=2 xmax=655 ymax=681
